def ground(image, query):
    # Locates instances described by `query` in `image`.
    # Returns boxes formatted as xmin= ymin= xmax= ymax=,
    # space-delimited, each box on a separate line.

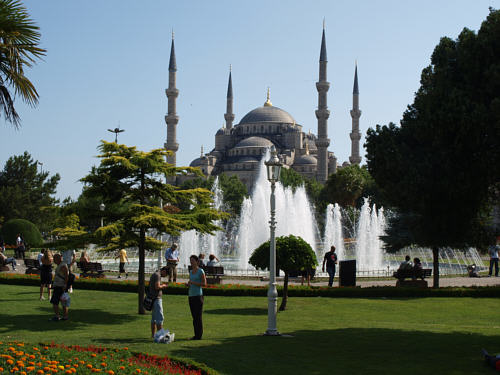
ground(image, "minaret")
xmin=349 ymin=63 xmax=362 ymax=165
xmin=224 ymin=65 xmax=235 ymax=130
xmin=315 ymin=22 xmax=330 ymax=183
xmin=164 ymin=32 xmax=179 ymax=167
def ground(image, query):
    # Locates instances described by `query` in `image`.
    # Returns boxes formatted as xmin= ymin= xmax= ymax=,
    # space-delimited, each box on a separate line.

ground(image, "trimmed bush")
xmin=1 ymin=218 xmax=43 ymax=247
xmin=1 ymin=273 xmax=500 ymax=298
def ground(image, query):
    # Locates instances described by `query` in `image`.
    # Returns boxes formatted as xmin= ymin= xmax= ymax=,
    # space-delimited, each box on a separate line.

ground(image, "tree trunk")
xmin=432 ymin=246 xmax=439 ymax=289
xmin=279 ymin=271 xmax=288 ymax=311
xmin=138 ymin=229 xmax=146 ymax=314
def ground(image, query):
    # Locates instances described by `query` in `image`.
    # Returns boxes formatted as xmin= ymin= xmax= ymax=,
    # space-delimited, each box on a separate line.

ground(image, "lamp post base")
xmin=264 ymin=329 xmax=281 ymax=336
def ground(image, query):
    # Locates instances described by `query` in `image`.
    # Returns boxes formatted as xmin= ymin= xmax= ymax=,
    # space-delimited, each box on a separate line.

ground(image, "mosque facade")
xmin=164 ymin=28 xmax=362 ymax=190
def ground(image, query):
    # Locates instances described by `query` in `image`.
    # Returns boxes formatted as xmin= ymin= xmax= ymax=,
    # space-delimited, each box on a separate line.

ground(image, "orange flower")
xmin=91 ymin=354 xmax=97 ymax=357
xmin=33 ymin=347 xmax=39 ymax=351
xmin=20 ymin=371 xmax=27 ymax=375
xmin=135 ymin=369 xmax=141 ymax=373
xmin=86 ymin=364 xmax=93 ymax=369
xmin=73 ymin=364 xmax=78 ymax=368
xmin=0 ymin=367 xmax=3 ymax=372
xmin=36 ymin=370 xmax=44 ymax=375
xmin=122 ymin=347 xmax=128 ymax=350
xmin=12 ymin=367 xmax=19 ymax=371
xmin=7 ymin=359 xmax=14 ymax=365
xmin=101 ymin=362 xmax=107 ymax=367
xmin=29 ymin=361 xmax=35 ymax=365
xmin=27 ymin=367 xmax=36 ymax=371
xmin=118 ymin=366 xmax=125 ymax=370
xmin=107 ymin=371 xmax=115 ymax=375
xmin=65 ymin=371 xmax=72 ymax=374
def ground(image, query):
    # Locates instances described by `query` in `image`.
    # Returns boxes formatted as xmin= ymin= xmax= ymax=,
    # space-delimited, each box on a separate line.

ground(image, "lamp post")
xmin=99 ymin=202 xmax=105 ymax=227
xmin=264 ymin=145 xmax=282 ymax=336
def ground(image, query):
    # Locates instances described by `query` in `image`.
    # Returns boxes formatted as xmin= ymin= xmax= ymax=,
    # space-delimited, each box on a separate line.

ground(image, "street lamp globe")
xmin=265 ymin=145 xmax=282 ymax=182
xmin=99 ymin=202 xmax=105 ymax=212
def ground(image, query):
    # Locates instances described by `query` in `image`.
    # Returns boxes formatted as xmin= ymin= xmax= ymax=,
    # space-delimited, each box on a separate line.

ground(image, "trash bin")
xmin=339 ymin=260 xmax=356 ymax=287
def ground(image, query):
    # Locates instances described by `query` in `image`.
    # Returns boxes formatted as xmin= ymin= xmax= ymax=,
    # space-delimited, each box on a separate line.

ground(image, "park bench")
xmin=24 ymin=258 xmax=40 ymax=274
xmin=393 ymin=268 xmax=432 ymax=287
xmin=77 ymin=261 xmax=107 ymax=278
xmin=188 ymin=265 xmax=224 ymax=285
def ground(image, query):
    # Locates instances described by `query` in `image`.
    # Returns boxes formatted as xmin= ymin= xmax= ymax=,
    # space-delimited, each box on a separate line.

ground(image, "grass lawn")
xmin=0 ymin=284 xmax=499 ymax=374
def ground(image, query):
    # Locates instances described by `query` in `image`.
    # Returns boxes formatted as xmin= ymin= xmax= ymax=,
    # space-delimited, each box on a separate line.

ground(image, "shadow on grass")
xmin=0 ymin=306 xmax=140 ymax=333
xmin=205 ymin=307 xmax=267 ymax=316
xmin=169 ymin=328 xmax=500 ymax=375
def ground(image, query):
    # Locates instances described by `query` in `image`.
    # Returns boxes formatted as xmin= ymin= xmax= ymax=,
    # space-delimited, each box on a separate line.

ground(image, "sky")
xmin=0 ymin=0 xmax=498 ymax=200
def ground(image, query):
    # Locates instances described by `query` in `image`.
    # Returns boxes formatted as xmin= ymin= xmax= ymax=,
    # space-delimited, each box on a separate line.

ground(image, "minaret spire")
xmin=349 ymin=62 xmax=362 ymax=165
xmin=224 ymin=65 xmax=234 ymax=130
xmin=315 ymin=23 xmax=331 ymax=182
xmin=165 ymin=32 xmax=179 ymax=171
xmin=264 ymin=87 xmax=272 ymax=107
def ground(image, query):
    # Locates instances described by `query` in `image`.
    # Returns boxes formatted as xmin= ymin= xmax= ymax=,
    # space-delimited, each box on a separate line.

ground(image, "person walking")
xmin=488 ymin=237 xmax=499 ymax=277
xmin=149 ymin=266 xmax=168 ymax=338
xmin=322 ymin=245 xmax=338 ymax=287
xmin=187 ymin=254 xmax=207 ymax=340
xmin=15 ymin=233 xmax=25 ymax=259
xmin=39 ymin=249 xmax=53 ymax=301
xmin=164 ymin=243 xmax=179 ymax=283
xmin=50 ymin=253 xmax=69 ymax=321
xmin=62 ymin=249 xmax=76 ymax=293
xmin=115 ymin=248 xmax=129 ymax=278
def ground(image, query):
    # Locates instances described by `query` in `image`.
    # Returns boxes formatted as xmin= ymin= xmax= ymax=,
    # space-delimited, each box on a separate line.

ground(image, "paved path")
xmin=9 ymin=261 xmax=500 ymax=288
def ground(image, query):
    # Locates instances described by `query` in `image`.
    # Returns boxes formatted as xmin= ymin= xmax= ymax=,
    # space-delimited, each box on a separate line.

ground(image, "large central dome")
xmin=239 ymin=105 xmax=296 ymax=125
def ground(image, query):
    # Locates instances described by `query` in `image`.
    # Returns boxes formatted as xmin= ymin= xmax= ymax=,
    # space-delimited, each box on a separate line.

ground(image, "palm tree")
xmin=0 ymin=0 xmax=45 ymax=128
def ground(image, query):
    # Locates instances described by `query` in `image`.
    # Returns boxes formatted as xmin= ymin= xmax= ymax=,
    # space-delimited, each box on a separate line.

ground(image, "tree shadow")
xmin=169 ymin=328 xmax=500 ymax=375
xmin=205 ymin=308 xmax=267 ymax=316
xmin=0 ymin=306 xmax=139 ymax=333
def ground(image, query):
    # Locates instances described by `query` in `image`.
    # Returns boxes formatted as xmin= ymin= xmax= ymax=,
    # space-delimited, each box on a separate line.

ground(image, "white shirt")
xmin=62 ymin=249 xmax=76 ymax=265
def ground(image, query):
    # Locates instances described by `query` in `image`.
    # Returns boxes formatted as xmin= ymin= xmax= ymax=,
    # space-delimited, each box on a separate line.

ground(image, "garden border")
xmin=1 ymin=273 xmax=500 ymax=298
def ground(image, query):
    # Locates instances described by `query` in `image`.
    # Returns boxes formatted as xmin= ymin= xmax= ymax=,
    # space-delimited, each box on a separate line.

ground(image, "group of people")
xmin=35 ymin=248 xmax=77 ymax=321
xmin=394 ymin=255 xmax=424 ymax=280
xmin=150 ymin=247 xmax=207 ymax=341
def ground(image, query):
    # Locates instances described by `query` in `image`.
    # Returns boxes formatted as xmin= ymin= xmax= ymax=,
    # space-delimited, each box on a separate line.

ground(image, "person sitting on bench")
xmin=206 ymin=254 xmax=220 ymax=267
xmin=394 ymin=255 xmax=413 ymax=280
xmin=0 ymin=251 xmax=17 ymax=271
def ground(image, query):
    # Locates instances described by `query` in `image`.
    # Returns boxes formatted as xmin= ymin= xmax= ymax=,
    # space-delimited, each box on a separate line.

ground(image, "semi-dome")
xmin=236 ymin=156 xmax=259 ymax=163
xmin=189 ymin=156 xmax=207 ymax=167
xmin=294 ymin=154 xmax=317 ymax=165
xmin=234 ymin=136 xmax=273 ymax=148
xmin=239 ymin=105 xmax=295 ymax=125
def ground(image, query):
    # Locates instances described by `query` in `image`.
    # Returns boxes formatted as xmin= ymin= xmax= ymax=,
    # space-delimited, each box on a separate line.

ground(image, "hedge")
xmin=1 ymin=273 xmax=500 ymax=298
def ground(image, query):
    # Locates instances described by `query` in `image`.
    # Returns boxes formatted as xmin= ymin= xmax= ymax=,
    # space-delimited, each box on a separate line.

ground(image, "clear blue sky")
xmin=1 ymin=0 xmax=497 ymax=200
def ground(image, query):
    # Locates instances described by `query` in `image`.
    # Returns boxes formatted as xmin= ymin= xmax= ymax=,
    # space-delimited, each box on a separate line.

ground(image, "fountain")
xmin=235 ymin=149 xmax=319 ymax=270
xmin=323 ymin=203 xmax=345 ymax=261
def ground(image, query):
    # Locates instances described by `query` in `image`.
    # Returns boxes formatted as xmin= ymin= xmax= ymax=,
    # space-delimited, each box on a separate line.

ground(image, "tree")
xmin=179 ymin=173 xmax=248 ymax=216
xmin=321 ymin=165 xmax=371 ymax=208
xmin=0 ymin=0 xmax=46 ymax=127
xmin=80 ymin=141 xmax=226 ymax=314
xmin=0 ymin=151 xmax=60 ymax=231
xmin=249 ymin=234 xmax=317 ymax=311
xmin=1 ymin=218 xmax=43 ymax=247
xmin=365 ymin=9 xmax=500 ymax=287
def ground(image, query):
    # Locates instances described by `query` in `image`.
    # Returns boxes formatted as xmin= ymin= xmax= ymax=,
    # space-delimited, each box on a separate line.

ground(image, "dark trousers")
xmin=326 ymin=265 xmax=336 ymax=287
xmin=188 ymin=295 xmax=204 ymax=339
xmin=489 ymin=258 xmax=499 ymax=276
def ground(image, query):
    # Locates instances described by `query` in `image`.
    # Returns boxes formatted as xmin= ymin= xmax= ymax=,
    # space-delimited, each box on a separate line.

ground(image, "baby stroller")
xmin=467 ymin=264 xmax=480 ymax=278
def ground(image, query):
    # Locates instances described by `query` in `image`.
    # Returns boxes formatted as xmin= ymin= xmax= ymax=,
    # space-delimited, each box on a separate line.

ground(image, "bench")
xmin=393 ymin=268 xmax=432 ymax=287
xmin=77 ymin=261 xmax=107 ymax=278
xmin=188 ymin=265 xmax=224 ymax=285
xmin=24 ymin=258 xmax=40 ymax=274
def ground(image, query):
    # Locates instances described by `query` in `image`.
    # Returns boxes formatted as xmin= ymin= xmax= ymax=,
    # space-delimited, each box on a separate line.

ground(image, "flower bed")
xmin=0 ymin=341 xmax=217 ymax=375
xmin=1 ymin=272 xmax=499 ymax=298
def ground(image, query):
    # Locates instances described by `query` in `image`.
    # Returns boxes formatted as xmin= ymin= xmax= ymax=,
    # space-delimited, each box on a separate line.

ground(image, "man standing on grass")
xmin=488 ymin=237 xmax=499 ymax=277
xmin=164 ymin=243 xmax=179 ymax=283
xmin=115 ymin=248 xmax=129 ymax=278
xmin=50 ymin=253 xmax=69 ymax=321
xmin=149 ymin=266 xmax=168 ymax=338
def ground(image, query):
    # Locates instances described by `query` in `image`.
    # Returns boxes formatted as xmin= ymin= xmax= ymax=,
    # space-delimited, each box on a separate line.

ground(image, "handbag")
xmin=143 ymin=291 xmax=154 ymax=311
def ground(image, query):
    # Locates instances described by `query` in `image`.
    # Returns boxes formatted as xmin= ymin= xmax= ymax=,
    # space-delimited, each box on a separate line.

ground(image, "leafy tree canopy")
xmin=321 ymin=165 xmax=373 ymax=208
xmin=0 ymin=151 xmax=60 ymax=231
xmin=249 ymin=234 xmax=318 ymax=310
xmin=1 ymin=218 xmax=43 ymax=247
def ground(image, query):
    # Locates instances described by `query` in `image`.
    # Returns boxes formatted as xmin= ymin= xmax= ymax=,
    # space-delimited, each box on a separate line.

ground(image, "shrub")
xmin=1 ymin=219 xmax=43 ymax=247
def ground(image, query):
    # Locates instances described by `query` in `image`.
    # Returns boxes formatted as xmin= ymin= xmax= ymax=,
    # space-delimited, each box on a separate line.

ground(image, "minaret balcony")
xmin=315 ymin=81 xmax=330 ymax=92
xmin=315 ymin=109 xmax=330 ymax=119
xmin=350 ymin=132 xmax=361 ymax=141
xmin=315 ymin=138 xmax=330 ymax=148
xmin=164 ymin=114 xmax=179 ymax=124
xmin=350 ymin=109 xmax=361 ymax=118
xmin=165 ymin=88 xmax=179 ymax=97
xmin=165 ymin=142 xmax=179 ymax=152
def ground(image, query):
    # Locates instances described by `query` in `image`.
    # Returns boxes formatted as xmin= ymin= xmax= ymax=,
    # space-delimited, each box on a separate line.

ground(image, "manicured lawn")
xmin=0 ymin=284 xmax=498 ymax=374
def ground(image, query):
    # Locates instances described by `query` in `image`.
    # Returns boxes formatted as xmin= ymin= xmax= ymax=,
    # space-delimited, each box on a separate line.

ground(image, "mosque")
xmin=164 ymin=27 xmax=362 ymax=190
